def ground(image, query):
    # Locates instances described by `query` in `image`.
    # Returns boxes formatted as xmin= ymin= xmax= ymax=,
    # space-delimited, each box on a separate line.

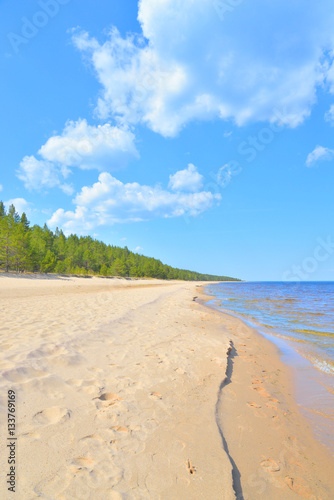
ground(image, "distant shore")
xmin=0 ymin=275 xmax=333 ymax=498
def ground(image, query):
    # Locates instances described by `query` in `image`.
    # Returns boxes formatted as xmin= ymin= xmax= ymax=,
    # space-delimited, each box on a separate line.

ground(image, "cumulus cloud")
xmin=17 ymin=119 xmax=138 ymax=193
xmin=169 ymin=163 xmax=203 ymax=192
xmin=39 ymin=119 xmax=138 ymax=169
xmin=5 ymin=198 xmax=32 ymax=216
xmin=72 ymin=0 xmax=334 ymax=136
xmin=18 ymin=155 xmax=74 ymax=194
xmin=48 ymin=170 xmax=221 ymax=234
xmin=306 ymin=145 xmax=334 ymax=167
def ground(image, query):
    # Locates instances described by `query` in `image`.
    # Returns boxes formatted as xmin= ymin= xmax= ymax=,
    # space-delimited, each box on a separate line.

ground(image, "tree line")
xmin=0 ymin=201 xmax=239 ymax=281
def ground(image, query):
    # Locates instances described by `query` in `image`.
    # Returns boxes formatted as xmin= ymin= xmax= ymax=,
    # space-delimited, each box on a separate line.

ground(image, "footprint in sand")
xmin=247 ymin=402 xmax=262 ymax=408
xmin=284 ymin=476 xmax=314 ymax=498
xmin=260 ymin=459 xmax=280 ymax=472
xmin=80 ymin=434 xmax=104 ymax=444
xmin=97 ymin=392 xmax=122 ymax=401
xmin=239 ymin=355 xmax=257 ymax=364
xmin=20 ymin=431 xmax=40 ymax=440
xmin=72 ymin=456 xmax=95 ymax=468
xmin=3 ymin=366 xmax=48 ymax=382
xmin=252 ymin=385 xmax=279 ymax=403
xmin=33 ymin=407 xmax=71 ymax=425
xmin=112 ymin=426 xmax=129 ymax=433
xmin=186 ymin=459 xmax=196 ymax=474
xmin=247 ymin=402 xmax=267 ymax=418
xmin=94 ymin=392 xmax=123 ymax=408
xmin=150 ymin=391 xmax=163 ymax=400
xmin=251 ymin=378 xmax=263 ymax=385
xmin=175 ymin=367 xmax=186 ymax=375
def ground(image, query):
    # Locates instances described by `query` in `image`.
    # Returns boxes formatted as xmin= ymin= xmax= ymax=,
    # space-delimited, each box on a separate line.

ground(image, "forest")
xmin=0 ymin=201 xmax=239 ymax=281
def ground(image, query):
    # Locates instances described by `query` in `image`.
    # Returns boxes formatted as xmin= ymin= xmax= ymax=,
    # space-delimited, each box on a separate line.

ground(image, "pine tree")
xmin=8 ymin=204 xmax=20 ymax=223
xmin=100 ymin=263 xmax=108 ymax=276
xmin=0 ymin=201 xmax=6 ymax=219
xmin=41 ymin=249 xmax=57 ymax=273
xmin=12 ymin=222 xmax=28 ymax=271
xmin=20 ymin=212 xmax=30 ymax=231
xmin=0 ymin=215 xmax=13 ymax=271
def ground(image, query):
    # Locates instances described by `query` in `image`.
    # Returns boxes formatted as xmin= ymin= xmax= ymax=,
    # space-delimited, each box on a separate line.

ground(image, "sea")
xmin=205 ymin=281 xmax=334 ymax=455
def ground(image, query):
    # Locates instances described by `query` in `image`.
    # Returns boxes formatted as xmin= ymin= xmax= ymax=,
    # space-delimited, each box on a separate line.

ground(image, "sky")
xmin=1 ymin=0 xmax=334 ymax=281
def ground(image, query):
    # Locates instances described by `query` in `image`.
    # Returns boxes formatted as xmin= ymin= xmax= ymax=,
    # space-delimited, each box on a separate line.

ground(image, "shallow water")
xmin=205 ymin=281 xmax=334 ymax=455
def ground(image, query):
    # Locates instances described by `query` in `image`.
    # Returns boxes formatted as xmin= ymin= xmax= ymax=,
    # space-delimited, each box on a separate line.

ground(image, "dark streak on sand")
xmin=215 ymin=341 xmax=244 ymax=500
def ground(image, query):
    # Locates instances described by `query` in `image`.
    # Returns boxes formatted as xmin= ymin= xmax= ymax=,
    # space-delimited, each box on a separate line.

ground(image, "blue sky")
xmin=1 ymin=0 xmax=334 ymax=281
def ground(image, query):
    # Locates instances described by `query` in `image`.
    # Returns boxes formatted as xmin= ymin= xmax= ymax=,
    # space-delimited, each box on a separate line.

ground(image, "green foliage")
xmin=0 ymin=201 xmax=240 ymax=281
xmin=0 ymin=201 xmax=5 ymax=219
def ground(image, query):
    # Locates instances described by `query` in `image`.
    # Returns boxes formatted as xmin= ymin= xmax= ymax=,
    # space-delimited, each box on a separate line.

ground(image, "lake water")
xmin=205 ymin=281 xmax=334 ymax=454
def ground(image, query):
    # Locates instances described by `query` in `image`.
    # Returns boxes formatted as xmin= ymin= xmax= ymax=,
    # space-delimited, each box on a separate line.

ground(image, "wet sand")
xmin=198 ymin=288 xmax=334 ymax=499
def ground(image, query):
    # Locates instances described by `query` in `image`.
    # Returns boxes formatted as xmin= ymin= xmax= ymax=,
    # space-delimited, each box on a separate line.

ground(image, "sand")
xmin=0 ymin=274 xmax=333 ymax=499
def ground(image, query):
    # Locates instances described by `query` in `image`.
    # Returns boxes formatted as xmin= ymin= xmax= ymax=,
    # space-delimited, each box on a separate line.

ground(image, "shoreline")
xmin=203 ymin=284 xmax=334 ymax=457
xmin=199 ymin=286 xmax=334 ymax=499
xmin=0 ymin=275 xmax=333 ymax=498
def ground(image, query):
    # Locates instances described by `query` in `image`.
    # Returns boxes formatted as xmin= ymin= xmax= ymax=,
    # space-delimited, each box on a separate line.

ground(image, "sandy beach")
xmin=0 ymin=275 xmax=334 ymax=499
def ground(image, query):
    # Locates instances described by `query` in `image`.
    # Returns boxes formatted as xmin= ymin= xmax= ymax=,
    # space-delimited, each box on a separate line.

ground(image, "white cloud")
xmin=17 ymin=119 xmax=138 ymax=193
xmin=72 ymin=1 xmax=334 ymax=136
xmin=217 ymin=163 xmax=233 ymax=187
xmin=48 ymin=170 xmax=221 ymax=234
xmin=325 ymin=56 xmax=334 ymax=93
xmin=306 ymin=145 xmax=334 ymax=167
xmin=325 ymin=104 xmax=334 ymax=124
xmin=17 ymin=155 xmax=74 ymax=194
xmin=39 ymin=119 xmax=138 ymax=170
xmin=169 ymin=163 xmax=203 ymax=192
xmin=0 ymin=184 xmax=3 ymax=192
xmin=134 ymin=246 xmax=143 ymax=252
xmin=5 ymin=198 xmax=32 ymax=216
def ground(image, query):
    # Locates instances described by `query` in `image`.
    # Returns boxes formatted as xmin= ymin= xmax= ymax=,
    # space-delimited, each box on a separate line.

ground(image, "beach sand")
xmin=0 ymin=275 xmax=333 ymax=499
